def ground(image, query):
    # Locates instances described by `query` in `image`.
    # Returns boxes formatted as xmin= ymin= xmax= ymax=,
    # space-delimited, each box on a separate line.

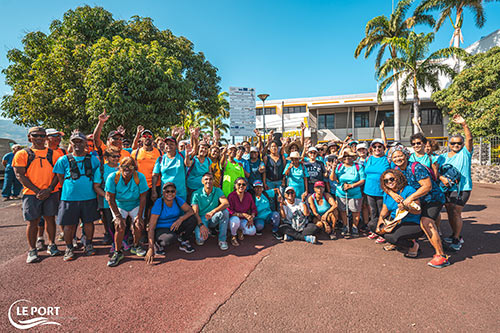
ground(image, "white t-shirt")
xmin=282 ymin=198 xmax=305 ymax=222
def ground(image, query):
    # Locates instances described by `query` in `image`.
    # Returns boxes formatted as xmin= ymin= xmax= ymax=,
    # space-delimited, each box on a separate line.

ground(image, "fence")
xmin=472 ymin=137 xmax=500 ymax=165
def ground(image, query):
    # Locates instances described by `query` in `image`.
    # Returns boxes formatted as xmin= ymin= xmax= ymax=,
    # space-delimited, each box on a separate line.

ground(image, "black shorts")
xmin=146 ymin=186 xmax=161 ymax=211
xmin=22 ymin=192 xmax=59 ymax=221
xmin=57 ymin=199 xmax=100 ymax=226
xmin=421 ymin=201 xmax=444 ymax=221
xmin=445 ymin=190 xmax=471 ymax=207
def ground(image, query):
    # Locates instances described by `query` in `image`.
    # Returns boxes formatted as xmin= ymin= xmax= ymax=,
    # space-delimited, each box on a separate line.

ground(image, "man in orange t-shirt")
xmin=13 ymin=127 xmax=60 ymax=263
xmin=132 ymin=128 xmax=162 ymax=224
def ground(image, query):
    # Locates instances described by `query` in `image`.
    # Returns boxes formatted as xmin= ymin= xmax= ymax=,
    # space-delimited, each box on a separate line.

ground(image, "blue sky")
xmin=0 ymin=0 xmax=499 ymax=103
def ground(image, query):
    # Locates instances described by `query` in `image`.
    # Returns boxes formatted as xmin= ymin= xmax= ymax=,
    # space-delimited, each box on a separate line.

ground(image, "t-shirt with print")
xmin=151 ymin=196 xmax=185 ymax=229
xmin=12 ymin=148 xmax=59 ymax=195
xmin=105 ymin=171 xmax=149 ymax=211
xmin=53 ymin=154 xmax=101 ymax=201
xmin=305 ymin=159 xmax=326 ymax=192
xmin=282 ymin=198 xmax=305 ymax=222
xmin=132 ymin=147 xmax=162 ymax=188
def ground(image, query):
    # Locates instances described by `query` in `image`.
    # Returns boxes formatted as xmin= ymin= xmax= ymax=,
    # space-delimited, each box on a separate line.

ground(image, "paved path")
xmin=1 ymin=183 xmax=500 ymax=332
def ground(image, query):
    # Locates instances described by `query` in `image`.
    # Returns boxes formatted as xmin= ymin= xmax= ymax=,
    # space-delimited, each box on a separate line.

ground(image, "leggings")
xmin=154 ymin=215 xmax=197 ymax=246
xmin=229 ymin=216 xmax=256 ymax=236
xmin=367 ymin=195 xmax=384 ymax=234
xmin=278 ymin=223 xmax=318 ymax=241
xmin=383 ymin=222 xmax=424 ymax=249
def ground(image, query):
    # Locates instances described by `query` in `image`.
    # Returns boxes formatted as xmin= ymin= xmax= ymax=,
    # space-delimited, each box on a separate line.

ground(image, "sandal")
xmin=383 ymin=244 xmax=397 ymax=251
xmin=404 ymin=241 xmax=420 ymax=258
xmin=231 ymin=236 xmax=239 ymax=247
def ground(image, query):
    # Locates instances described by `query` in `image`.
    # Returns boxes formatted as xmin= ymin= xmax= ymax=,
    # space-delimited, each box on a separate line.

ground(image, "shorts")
xmin=111 ymin=206 xmax=140 ymax=220
xmin=421 ymin=201 xmax=443 ymax=221
xmin=337 ymin=197 xmax=362 ymax=213
xmin=445 ymin=190 xmax=471 ymax=207
xmin=22 ymin=192 xmax=59 ymax=221
xmin=57 ymin=199 xmax=100 ymax=226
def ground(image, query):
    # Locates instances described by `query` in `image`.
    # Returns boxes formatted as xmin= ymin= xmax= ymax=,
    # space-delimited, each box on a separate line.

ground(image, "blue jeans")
xmin=254 ymin=211 xmax=281 ymax=232
xmin=195 ymin=210 xmax=229 ymax=243
xmin=2 ymin=169 xmax=21 ymax=198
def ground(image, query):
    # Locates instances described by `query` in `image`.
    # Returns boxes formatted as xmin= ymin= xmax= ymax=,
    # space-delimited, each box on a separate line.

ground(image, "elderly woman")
xmin=330 ymin=148 xmax=365 ymax=238
xmin=378 ymin=169 xmax=422 ymax=257
xmin=252 ymin=180 xmax=281 ymax=236
xmin=278 ymin=186 xmax=317 ymax=243
xmin=283 ymin=151 xmax=309 ymax=200
xmin=391 ymin=146 xmax=449 ymax=268
xmin=307 ymin=181 xmax=338 ymax=240
xmin=145 ymin=182 xmax=198 ymax=264
xmin=227 ymin=177 xmax=257 ymax=246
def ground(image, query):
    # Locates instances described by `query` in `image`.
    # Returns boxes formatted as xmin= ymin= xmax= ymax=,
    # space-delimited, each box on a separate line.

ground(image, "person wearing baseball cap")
xmin=248 ymin=146 xmax=266 ymax=190
xmin=307 ymin=181 xmax=338 ymax=239
xmin=304 ymin=146 xmax=328 ymax=195
xmin=252 ymin=180 xmax=281 ymax=237
xmin=284 ymin=151 xmax=309 ymax=200
xmin=92 ymin=110 xmax=131 ymax=162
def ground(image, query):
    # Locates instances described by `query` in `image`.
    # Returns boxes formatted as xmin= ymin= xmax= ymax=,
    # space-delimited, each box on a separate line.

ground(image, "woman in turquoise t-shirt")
xmin=252 ymin=181 xmax=281 ymax=235
xmin=283 ymin=151 xmax=309 ymax=200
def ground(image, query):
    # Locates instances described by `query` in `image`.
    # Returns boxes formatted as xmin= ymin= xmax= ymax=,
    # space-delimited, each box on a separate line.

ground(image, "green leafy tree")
xmin=355 ymin=0 xmax=435 ymax=141
xmin=376 ymin=31 xmax=466 ymax=133
xmin=432 ymin=47 xmax=500 ymax=136
xmin=1 ymin=6 xmax=221 ymax=136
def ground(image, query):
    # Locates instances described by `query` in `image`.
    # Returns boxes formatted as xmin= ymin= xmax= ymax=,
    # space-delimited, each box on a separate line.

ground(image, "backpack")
xmin=336 ymin=162 xmax=360 ymax=172
xmin=439 ymin=164 xmax=461 ymax=193
xmin=158 ymin=196 xmax=182 ymax=218
xmin=25 ymin=148 xmax=54 ymax=170
xmin=65 ymin=154 xmax=93 ymax=180
xmin=409 ymin=161 xmax=437 ymax=182
xmin=114 ymin=170 xmax=140 ymax=186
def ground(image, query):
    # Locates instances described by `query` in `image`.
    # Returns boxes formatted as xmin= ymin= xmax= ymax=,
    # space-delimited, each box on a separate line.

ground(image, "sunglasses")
xmin=450 ymin=141 xmax=463 ymax=146
xmin=236 ymin=183 xmax=246 ymax=187
xmin=142 ymin=134 xmax=152 ymax=138
xmin=411 ymin=142 xmax=423 ymax=146
xmin=373 ymin=145 xmax=383 ymax=149
xmin=111 ymin=136 xmax=123 ymax=141
xmin=383 ymin=177 xmax=396 ymax=184
xmin=30 ymin=134 xmax=47 ymax=138
xmin=164 ymin=190 xmax=176 ymax=194
xmin=110 ymin=155 xmax=120 ymax=159
xmin=121 ymin=166 xmax=135 ymax=171
xmin=285 ymin=190 xmax=294 ymax=194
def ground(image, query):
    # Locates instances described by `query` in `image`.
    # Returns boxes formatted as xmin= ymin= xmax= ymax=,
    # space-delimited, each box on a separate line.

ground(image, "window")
xmin=256 ymin=107 xmax=276 ymax=116
xmin=355 ymin=112 xmax=369 ymax=128
xmin=375 ymin=111 xmax=394 ymax=127
xmin=420 ymin=109 xmax=443 ymax=125
xmin=283 ymin=105 xmax=307 ymax=114
xmin=318 ymin=114 xmax=335 ymax=130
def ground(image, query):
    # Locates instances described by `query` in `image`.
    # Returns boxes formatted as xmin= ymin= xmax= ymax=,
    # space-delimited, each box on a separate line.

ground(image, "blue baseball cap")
xmin=253 ymin=180 xmax=264 ymax=187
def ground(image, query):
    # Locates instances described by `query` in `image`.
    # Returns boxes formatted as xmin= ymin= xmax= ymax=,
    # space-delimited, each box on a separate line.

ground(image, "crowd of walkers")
xmin=10 ymin=110 xmax=473 ymax=268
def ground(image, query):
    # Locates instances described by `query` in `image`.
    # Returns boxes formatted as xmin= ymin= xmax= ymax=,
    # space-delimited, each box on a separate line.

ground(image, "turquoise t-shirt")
xmin=153 ymin=152 xmax=187 ymax=200
xmin=93 ymin=163 xmax=119 ymax=209
xmin=437 ymin=147 xmax=473 ymax=191
xmin=191 ymin=186 xmax=224 ymax=216
xmin=187 ymin=156 xmax=212 ymax=191
xmin=284 ymin=164 xmax=309 ymax=196
xmin=255 ymin=189 xmax=275 ymax=220
xmin=105 ymin=171 xmax=149 ymax=211
xmin=409 ymin=153 xmax=433 ymax=168
xmin=53 ymin=155 xmax=100 ymax=201
xmin=363 ymin=155 xmax=390 ymax=197
xmin=383 ymin=185 xmax=420 ymax=224
xmin=335 ymin=163 xmax=366 ymax=199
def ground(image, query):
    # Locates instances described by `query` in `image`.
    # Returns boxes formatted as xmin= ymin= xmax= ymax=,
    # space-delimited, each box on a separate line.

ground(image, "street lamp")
xmin=258 ymin=93 xmax=269 ymax=137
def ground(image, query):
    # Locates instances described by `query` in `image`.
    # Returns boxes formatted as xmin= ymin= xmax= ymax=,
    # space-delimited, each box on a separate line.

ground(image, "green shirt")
xmin=222 ymin=161 xmax=245 ymax=197
xmin=191 ymin=186 xmax=225 ymax=216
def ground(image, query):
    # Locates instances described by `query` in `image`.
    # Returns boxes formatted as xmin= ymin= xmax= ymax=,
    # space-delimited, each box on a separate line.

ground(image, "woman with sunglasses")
xmin=390 ymin=146 xmax=449 ymax=268
xmin=145 ymin=182 xmax=198 ymax=264
xmin=278 ymin=186 xmax=317 ymax=243
xmin=436 ymin=114 xmax=473 ymax=251
xmin=378 ymin=169 xmax=422 ymax=257
xmin=227 ymin=177 xmax=257 ymax=246
xmin=409 ymin=133 xmax=439 ymax=177
xmin=307 ymin=181 xmax=337 ymax=240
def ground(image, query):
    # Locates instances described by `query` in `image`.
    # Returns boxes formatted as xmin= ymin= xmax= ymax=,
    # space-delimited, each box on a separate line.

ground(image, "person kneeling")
xmin=278 ymin=186 xmax=318 ymax=244
xmin=307 ymin=181 xmax=338 ymax=240
xmin=145 ymin=182 xmax=197 ymax=264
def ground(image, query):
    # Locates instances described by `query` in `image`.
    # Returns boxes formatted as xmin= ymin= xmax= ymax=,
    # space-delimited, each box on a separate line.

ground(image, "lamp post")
xmin=258 ymin=94 xmax=269 ymax=138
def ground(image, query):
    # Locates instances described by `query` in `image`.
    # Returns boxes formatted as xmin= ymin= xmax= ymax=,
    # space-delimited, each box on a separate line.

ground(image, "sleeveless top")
xmin=265 ymin=154 xmax=284 ymax=181
xmin=313 ymin=194 xmax=331 ymax=215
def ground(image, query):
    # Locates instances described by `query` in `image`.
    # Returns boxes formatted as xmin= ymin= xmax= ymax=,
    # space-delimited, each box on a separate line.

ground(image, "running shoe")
xmin=329 ymin=232 xmax=337 ymax=240
xmin=367 ymin=232 xmax=378 ymax=240
xmin=63 ymin=247 xmax=75 ymax=261
xmin=47 ymin=244 xmax=61 ymax=257
xmin=428 ymin=254 xmax=450 ymax=268
xmin=219 ymin=241 xmax=229 ymax=251
xmin=36 ymin=238 xmax=46 ymax=251
xmin=444 ymin=236 xmax=464 ymax=244
xmin=375 ymin=236 xmax=386 ymax=244
xmin=154 ymin=242 xmax=165 ymax=255
xmin=179 ymin=240 xmax=195 ymax=253
xmin=84 ymin=244 xmax=96 ymax=256
xmin=283 ymin=234 xmax=294 ymax=242
xmin=130 ymin=245 xmax=147 ymax=257
xmin=273 ymin=232 xmax=283 ymax=240
xmin=107 ymin=251 xmax=124 ymax=267
xmin=26 ymin=249 xmax=39 ymax=263
xmin=341 ymin=226 xmax=351 ymax=238
xmin=351 ymin=226 xmax=359 ymax=238
xmin=448 ymin=238 xmax=462 ymax=252
xmin=195 ymin=238 xmax=204 ymax=246
xmin=304 ymin=235 xmax=317 ymax=244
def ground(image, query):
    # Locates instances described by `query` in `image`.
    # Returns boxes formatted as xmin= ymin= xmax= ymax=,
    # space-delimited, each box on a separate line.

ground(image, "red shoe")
xmin=427 ymin=254 xmax=450 ymax=268
xmin=375 ymin=236 xmax=386 ymax=244
xmin=367 ymin=232 xmax=378 ymax=240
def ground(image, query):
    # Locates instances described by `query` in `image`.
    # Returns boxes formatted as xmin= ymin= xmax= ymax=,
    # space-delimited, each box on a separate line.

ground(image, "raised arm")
xmin=93 ymin=110 xmax=110 ymax=148
xmin=379 ymin=121 xmax=388 ymax=146
xmin=132 ymin=125 xmax=144 ymax=150
xmin=452 ymin=114 xmax=473 ymax=153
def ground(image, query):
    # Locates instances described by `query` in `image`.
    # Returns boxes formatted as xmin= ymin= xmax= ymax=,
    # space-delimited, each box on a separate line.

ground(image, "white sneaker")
xmin=219 ymin=241 xmax=229 ymax=251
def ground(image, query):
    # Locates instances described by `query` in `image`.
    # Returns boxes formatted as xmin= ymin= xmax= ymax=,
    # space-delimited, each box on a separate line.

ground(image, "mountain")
xmin=0 ymin=119 xmax=29 ymax=145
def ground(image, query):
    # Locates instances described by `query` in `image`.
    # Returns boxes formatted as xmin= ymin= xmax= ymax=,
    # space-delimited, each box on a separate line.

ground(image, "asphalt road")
xmin=1 ymin=183 xmax=499 ymax=332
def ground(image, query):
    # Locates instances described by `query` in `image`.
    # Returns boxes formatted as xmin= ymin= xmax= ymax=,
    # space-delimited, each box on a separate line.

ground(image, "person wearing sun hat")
xmin=283 ymin=151 xmax=309 ymax=200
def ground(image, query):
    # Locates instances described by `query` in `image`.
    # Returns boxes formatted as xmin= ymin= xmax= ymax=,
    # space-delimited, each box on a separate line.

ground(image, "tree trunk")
xmin=413 ymin=98 xmax=420 ymax=135
xmin=393 ymin=73 xmax=401 ymax=141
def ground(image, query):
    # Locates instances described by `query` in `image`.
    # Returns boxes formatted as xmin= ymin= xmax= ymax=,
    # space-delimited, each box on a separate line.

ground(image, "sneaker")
xmin=56 ymin=232 xmax=64 ymax=242
xmin=130 ymin=245 xmax=147 ymax=257
xmin=63 ymin=247 xmax=75 ymax=261
xmin=375 ymin=236 xmax=386 ymax=244
xmin=107 ymin=251 xmax=124 ymax=267
xmin=218 ymin=241 xmax=229 ymax=251
xmin=283 ymin=234 xmax=294 ymax=242
xmin=448 ymin=238 xmax=462 ymax=252
xmin=351 ymin=226 xmax=359 ymax=238
xmin=341 ymin=226 xmax=351 ymax=238
xmin=367 ymin=232 xmax=378 ymax=240
xmin=256 ymin=231 xmax=263 ymax=236
xmin=47 ymin=244 xmax=61 ymax=257
xmin=272 ymin=232 xmax=283 ymax=240
xmin=195 ymin=238 xmax=204 ymax=246
xmin=36 ymin=238 xmax=46 ymax=251
xmin=26 ymin=249 xmax=39 ymax=263
xmin=428 ymin=254 xmax=450 ymax=269
xmin=179 ymin=240 xmax=195 ymax=253
xmin=444 ymin=236 xmax=464 ymax=244
xmin=122 ymin=240 xmax=131 ymax=251
xmin=103 ymin=233 xmax=113 ymax=245
xmin=304 ymin=235 xmax=317 ymax=244
xmin=329 ymin=232 xmax=337 ymax=240
xmin=154 ymin=242 xmax=166 ymax=255
xmin=72 ymin=237 xmax=82 ymax=250
xmin=84 ymin=244 xmax=96 ymax=256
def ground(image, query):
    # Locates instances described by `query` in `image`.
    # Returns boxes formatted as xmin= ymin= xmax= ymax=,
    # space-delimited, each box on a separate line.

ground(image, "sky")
xmin=0 ymin=0 xmax=499 ymax=104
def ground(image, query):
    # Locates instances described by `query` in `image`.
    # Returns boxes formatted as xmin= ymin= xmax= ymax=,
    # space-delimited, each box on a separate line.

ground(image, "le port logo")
xmin=8 ymin=299 xmax=62 ymax=330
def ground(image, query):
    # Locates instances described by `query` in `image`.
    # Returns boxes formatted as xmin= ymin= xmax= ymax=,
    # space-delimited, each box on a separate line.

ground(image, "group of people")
xmin=12 ymin=110 xmax=473 ymax=269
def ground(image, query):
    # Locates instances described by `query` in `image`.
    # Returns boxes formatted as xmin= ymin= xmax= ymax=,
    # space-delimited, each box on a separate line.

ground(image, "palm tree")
xmin=415 ymin=0 xmax=498 ymax=48
xmin=355 ymin=0 xmax=435 ymax=141
xmin=376 ymin=31 xmax=466 ymax=133
xmin=199 ymin=114 xmax=230 ymax=137
xmin=217 ymin=91 xmax=230 ymax=119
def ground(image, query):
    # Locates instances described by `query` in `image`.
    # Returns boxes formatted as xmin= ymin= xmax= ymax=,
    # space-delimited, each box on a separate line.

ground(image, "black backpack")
xmin=25 ymin=148 xmax=54 ymax=170
xmin=65 ymin=154 xmax=93 ymax=180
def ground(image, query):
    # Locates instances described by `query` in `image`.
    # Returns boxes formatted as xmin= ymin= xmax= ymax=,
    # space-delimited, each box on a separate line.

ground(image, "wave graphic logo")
xmin=8 ymin=299 xmax=62 ymax=330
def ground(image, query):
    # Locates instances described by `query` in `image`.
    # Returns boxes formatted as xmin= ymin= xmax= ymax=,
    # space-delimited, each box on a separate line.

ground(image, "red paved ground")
xmin=1 ymin=183 xmax=500 ymax=332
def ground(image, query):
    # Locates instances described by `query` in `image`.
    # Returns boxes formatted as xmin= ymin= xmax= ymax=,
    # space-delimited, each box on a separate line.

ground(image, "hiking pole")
xmin=345 ymin=185 xmax=351 ymax=237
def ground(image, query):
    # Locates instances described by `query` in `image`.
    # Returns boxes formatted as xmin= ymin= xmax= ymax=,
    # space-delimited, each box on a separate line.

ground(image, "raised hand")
xmin=137 ymin=125 xmax=144 ymax=134
xmin=300 ymin=122 xmax=306 ymax=130
xmin=379 ymin=120 xmax=385 ymax=130
xmin=117 ymin=125 xmax=125 ymax=135
xmin=98 ymin=110 xmax=110 ymax=123
xmin=254 ymin=128 xmax=261 ymax=137
xmin=452 ymin=114 xmax=465 ymax=125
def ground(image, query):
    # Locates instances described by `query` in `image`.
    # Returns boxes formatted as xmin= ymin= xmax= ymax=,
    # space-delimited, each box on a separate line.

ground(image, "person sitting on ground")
xmin=252 ymin=180 xmax=281 ymax=237
xmin=227 ymin=177 xmax=257 ymax=246
xmin=144 ymin=182 xmax=197 ymax=264
xmin=53 ymin=130 xmax=101 ymax=261
xmin=377 ymin=169 xmax=422 ymax=257
xmin=307 ymin=181 xmax=338 ymax=240
xmin=283 ymin=151 xmax=309 ymax=200
xmin=191 ymin=172 xmax=230 ymax=251
xmin=13 ymin=127 xmax=61 ymax=263
xmin=278 ymin=186 xmax=318 ymax=244
xmin=2 ymin=144 xmax=22 ymax=201
xmin=105 ymin=157 xmax=149 ymax=267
